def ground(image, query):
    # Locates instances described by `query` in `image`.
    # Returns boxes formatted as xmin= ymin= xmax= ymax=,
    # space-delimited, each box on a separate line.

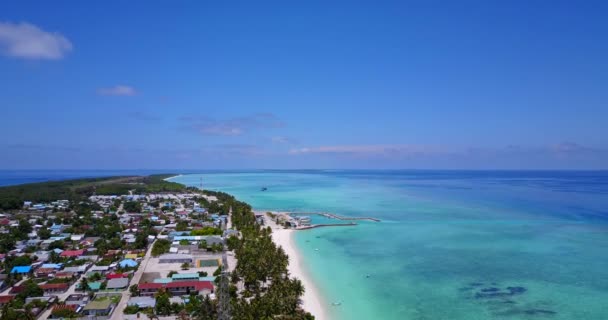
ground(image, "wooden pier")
xmin=296 ymin=222 xmax=357 ymax=230
xmin=319 ymin=213 xmax=381 ymax=222
xmin=291 ymin=212 xmax=381 ymax=222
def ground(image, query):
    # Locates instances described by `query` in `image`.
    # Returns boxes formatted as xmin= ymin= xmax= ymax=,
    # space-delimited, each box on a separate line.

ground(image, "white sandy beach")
xmin=263 ymin=212 xmax=328 ymax=320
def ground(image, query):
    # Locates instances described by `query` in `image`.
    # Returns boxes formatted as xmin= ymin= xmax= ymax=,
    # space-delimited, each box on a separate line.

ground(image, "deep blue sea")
xmin=2 ymin=170 xmax=608 ymax=319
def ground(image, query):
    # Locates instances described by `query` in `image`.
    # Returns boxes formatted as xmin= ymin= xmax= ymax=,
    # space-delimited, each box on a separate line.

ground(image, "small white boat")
xmin=332 ymin=302 xmax=342 ymax=306
xmin=314 ymin=248 xmax=319 ymax=251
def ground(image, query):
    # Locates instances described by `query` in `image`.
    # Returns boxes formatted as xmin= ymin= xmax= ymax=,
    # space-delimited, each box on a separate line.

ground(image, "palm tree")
xmin=0 ymin=303 xmax=11 ymax=320
xmin=23 ymin=304 xmax=35 ymax=320
xmin=80 ymin=277 xmax=89 ymax=292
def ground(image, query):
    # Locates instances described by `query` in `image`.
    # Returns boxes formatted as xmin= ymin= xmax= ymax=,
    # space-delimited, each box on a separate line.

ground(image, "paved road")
xmin=37 ymin=269 xmax=88 ymax=319
xmin=35 ymin=239 xmax=155 ymax=320
xmin=110 ymin=239 xmax=155 ymax=320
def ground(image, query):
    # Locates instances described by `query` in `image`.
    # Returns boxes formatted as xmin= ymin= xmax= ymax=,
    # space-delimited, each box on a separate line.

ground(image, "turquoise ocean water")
xmin=171 ymin=171 xmax=608 ymax=320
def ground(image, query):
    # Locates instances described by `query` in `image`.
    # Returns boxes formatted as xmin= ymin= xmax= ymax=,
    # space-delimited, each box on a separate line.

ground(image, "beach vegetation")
xmin=204 ymin=190 xmax=315 ymax=319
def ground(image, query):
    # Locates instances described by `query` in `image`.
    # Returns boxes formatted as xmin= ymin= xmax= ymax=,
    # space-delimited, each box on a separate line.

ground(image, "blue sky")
xmin=1 ymin=1 xmax=607 ymax=169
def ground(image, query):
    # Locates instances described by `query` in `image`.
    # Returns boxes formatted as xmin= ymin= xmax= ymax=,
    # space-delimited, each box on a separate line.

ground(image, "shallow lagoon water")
xmin=172 ymin=171 xmax=608 ymax=320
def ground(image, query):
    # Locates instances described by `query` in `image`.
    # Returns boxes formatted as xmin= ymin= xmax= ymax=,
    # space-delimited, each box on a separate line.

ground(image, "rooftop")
xmin=107 ymin=278 xmax=129 ymax=289
xmin=60 ymin=249 xmax=85 ymax=257
xmin=138 ymin=283 xmax=164 ymax=290
xmin=40 ymin=283 xmax=69 ymax=290
xmin=11 ymin=266 xmax=32 ymax=273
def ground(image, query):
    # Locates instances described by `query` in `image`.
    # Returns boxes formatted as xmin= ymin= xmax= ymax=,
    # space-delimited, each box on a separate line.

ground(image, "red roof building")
xmin=60 ymin=249 xmax=85 ymax=257
xmin=138 ymin=281 xmax=213 ymax=296
xmin=166 ymin=281 xmax=214 ymax=291
xmin=106 ymin=273 xmax=128 ymax=280
xmin=137 ymin=282 xmax=164 ymax=296
xmin=138 ymin=283 xmax=164 ymax=290
xmin=40 ymin=283 xmax=70 ymax=293
xmin=9 ymin=285 xmax=26 ymax=294
xmin=0 ymin=295 xmax=15 ymax=305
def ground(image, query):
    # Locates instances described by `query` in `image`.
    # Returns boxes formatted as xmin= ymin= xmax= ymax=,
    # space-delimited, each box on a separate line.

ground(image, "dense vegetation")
xmin=151 ymin=239 xmax=172 ymax=257
xmin=206 ymin=190 xmax=314 ymax=320
xmin=0 ymin=174 xmax=186 ymax=210
xmin=191 ymin=227 xmax=222 ymax=236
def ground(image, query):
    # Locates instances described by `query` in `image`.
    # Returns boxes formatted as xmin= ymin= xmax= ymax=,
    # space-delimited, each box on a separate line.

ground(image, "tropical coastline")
xmin=259 ymin=211 xmax=328 ymax=320
xmin=171 ymin=171 xmax=608 ymax=320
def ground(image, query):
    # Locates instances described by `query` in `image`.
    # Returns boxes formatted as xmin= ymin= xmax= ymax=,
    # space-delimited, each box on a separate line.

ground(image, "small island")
xmin=0 ymin=175 xmax=315 ymax=320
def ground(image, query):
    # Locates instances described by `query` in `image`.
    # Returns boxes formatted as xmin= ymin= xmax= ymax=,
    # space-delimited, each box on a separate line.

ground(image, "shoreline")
xmin=262 ymin=211 xmax=329 ymax=320
xmin=163 ymin=174 xmax=182 ymax=181
xmin=157 ymin=177 xmax=328 ymax=318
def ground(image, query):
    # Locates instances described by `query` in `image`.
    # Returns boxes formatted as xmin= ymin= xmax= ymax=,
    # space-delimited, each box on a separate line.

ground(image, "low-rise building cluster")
xmin=0 ymin=190 xmax=235 ymax=319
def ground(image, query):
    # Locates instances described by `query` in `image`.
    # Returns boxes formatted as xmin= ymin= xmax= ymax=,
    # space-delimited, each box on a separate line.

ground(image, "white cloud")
xmin=180 ymin=113 xmax=284 ymax=136
xmin=271 ymin=136 xmax=294 ymax=144
xmin=97 ymin=85 xmax=138 ymax=96
xmin=0 ymin=22 xmax=72 ymax=60
xmin=289 ymin=144 xmax=447 ymax=156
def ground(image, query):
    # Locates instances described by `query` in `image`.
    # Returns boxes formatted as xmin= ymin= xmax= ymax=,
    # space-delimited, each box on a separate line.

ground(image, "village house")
xmin=83 ymin=299 xmax=113 ymax=316
xmin=41 ymin=283 xmax=70 ymax=295
xmin=106 ymin=278 xmax=129 ymax=290
xmin=138 ymin=280 xmax=213 ymax=296
xmin=60 ymin=249 xmax=85 ymax=258
xmin=65 ymin=294 xmax=90 ymax=307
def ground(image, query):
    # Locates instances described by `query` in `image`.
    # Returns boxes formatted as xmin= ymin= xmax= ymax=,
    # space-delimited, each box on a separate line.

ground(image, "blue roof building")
xmin=119 ymin=259 xmax=138 ymax=268
xmin=11 ymin=266 xmax=32 ymax=274
xmin=173 ymin=236 xmax=198 ymax=241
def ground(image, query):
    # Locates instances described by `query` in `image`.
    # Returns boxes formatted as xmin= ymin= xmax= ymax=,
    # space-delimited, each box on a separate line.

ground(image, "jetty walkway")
xmin=296 ymin=222 xmax=357 ymax=230
xmin=291 ymin=212 xmax=381 ymax=222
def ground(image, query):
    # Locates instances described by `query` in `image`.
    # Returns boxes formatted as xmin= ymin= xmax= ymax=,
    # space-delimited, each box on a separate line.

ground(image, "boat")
xmin=261 ymin=187 xmax=268 ymax=191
